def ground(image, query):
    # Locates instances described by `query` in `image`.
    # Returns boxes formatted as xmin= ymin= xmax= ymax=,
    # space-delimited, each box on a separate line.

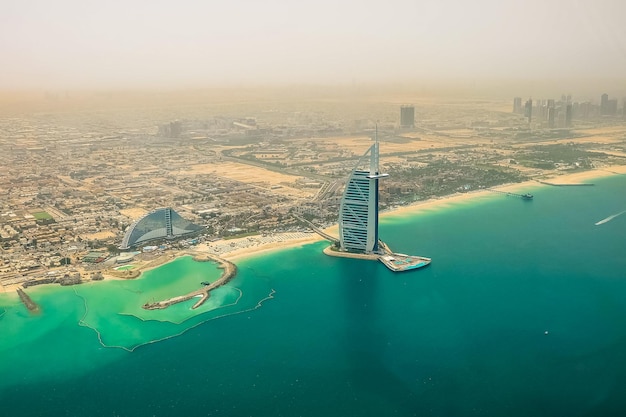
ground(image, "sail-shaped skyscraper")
xmin=332 ymin=133 xmax=431 ymax=271
xmin=338 ymin=139 xmax=388 ymax=254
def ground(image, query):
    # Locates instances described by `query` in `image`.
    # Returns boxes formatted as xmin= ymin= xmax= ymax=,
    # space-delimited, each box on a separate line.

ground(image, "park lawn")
xmin=32 ymin=211 xmax=53 ymax=221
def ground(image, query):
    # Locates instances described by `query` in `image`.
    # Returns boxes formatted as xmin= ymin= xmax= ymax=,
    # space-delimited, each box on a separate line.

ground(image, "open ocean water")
xmin=1 ymin=175 xmax=626 ymax=417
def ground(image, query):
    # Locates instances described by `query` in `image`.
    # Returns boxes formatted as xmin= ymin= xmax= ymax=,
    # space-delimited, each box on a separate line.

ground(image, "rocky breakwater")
xmin=142 ymin=254 xmax=237 ymax=311
xmin=16 ymin=288 xmax=40 ymax=313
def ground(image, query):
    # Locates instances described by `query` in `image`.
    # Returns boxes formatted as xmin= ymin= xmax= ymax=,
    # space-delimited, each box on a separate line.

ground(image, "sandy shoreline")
xmin=383 ymin=165 xmax=626 ymax=219
xmin=2 ymin=165 xmax=624 ymax=295
xmin=218 ymin=235 xmax=323 ymax=261
xmin=194 ymin=164 xmax=626 ymax=262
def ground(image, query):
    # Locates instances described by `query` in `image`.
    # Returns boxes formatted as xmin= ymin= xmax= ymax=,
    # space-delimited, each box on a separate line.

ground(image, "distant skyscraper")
xmin=338 ymin=135 xmax=388 ymax=254
xmin=557 ymin=111 xmax=566 ymax=128
xmin=170 ymin=120 xmax=183 ymax=137
xmin=547 ymin=107 xmax=555 ymax=128
xmin=608 ymin=99 xmax=618 ymax=116
xmin=565 ymin=104 xmax=572 ymax=127
xmin=513 ymin=97 xmax=522 ymax=114
xmin=400 ymin=105 xmax=415 ymax=128
xmin=580 ymin=102 xmax=591 ymax=119
xmin=158 ymin=120 xmax=183 ymax=137
xmin=524 ymin=99 xmax=533 ymax=123
xmin=601 ymin=93 xmax=609 ymax=115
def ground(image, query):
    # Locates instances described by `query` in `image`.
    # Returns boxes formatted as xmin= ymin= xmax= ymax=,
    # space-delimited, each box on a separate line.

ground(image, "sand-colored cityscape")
xmin=2 ymin=89 xmax=626 ymax=302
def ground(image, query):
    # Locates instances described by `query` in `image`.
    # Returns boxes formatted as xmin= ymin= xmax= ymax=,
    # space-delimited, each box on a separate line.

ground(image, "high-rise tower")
xmin=328 ymin=131 xmax=431 ymax=271
xmin=524 ymin=99 xmax=533 ymax=123
xmin=601 ymin=93 xmax=609 ymax=115
xmin=400 ymin=105 xmax=415 ymax=128
xmin=565 ymin=104 xmax=573 ymax=127
xmin=547 ymin=107 xmax=556 ymax=128
xmin=513 ymin=97 xmax=522 ymax=114
xmin=338 ymin=133 xmax=388 ymax=254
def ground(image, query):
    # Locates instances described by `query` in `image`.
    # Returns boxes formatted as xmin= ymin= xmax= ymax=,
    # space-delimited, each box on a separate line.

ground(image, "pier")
xmin=142 ymin=254 xmax=237 ymax=310
xmin=537 ymin=181 xmax=594 ymax=186
xmin=487 ymin=189 xmax=534 ymax=200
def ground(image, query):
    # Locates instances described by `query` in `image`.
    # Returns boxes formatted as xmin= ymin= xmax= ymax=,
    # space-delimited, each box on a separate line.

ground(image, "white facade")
xmin=338 ymin=141 xmax=387 ymax=253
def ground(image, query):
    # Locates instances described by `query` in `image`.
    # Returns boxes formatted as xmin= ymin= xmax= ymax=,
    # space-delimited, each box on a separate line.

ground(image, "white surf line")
xmin=595 ymin=210 xmax=626 ymax=226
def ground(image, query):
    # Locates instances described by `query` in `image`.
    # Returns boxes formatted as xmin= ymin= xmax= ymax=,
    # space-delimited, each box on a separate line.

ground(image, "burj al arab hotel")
xmin=338 ymin=139 xmax=388 ymax=254
xmin=333 ymin=134 xmax=431 ymax=271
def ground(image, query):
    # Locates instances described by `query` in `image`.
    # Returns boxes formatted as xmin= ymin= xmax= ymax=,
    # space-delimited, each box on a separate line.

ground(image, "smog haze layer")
xmin=1 ymin=0 xmax=625 ymax=98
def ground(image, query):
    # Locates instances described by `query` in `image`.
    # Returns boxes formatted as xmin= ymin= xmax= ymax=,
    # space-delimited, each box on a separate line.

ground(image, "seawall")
xmin=16 ymin=288 xmax=40 ymax=313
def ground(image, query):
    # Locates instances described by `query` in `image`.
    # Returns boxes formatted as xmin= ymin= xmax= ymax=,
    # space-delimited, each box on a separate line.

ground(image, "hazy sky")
xmin=1 ymin=0 xmax=625 ymax=89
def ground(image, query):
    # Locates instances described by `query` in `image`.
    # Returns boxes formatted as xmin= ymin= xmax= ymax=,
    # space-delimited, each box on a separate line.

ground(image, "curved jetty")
xmin=142 ymin=254 xmax=237 ymax=310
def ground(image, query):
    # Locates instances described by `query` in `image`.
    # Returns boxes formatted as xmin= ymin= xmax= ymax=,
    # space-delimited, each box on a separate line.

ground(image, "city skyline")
xmin=1 ymin=0 xmax=625 ymax=91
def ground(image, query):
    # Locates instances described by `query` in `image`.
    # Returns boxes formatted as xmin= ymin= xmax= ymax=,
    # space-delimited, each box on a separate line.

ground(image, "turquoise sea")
xmin=2 ymin=175 xmax=626 ymax=416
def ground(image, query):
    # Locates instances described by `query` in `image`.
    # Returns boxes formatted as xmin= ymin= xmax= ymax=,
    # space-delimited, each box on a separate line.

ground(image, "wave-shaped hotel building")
xmin=119 ymin=207 xmax=203 ymax=250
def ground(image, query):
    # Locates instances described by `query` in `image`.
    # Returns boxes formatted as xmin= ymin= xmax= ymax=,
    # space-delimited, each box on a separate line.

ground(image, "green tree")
xmin=106 ymin=244 xmax=121 ymax=255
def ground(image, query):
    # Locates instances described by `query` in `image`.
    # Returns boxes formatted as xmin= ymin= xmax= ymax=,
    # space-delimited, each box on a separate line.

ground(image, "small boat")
xmin=201 ymin=281 xmax=211 ymax=286
xmin=521 ymin=193 xmax=533 ymax=200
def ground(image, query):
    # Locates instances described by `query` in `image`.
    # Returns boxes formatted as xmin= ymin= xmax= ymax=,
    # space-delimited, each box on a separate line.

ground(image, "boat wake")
xmin=595 ymin=210 xmax=626 ymax=226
